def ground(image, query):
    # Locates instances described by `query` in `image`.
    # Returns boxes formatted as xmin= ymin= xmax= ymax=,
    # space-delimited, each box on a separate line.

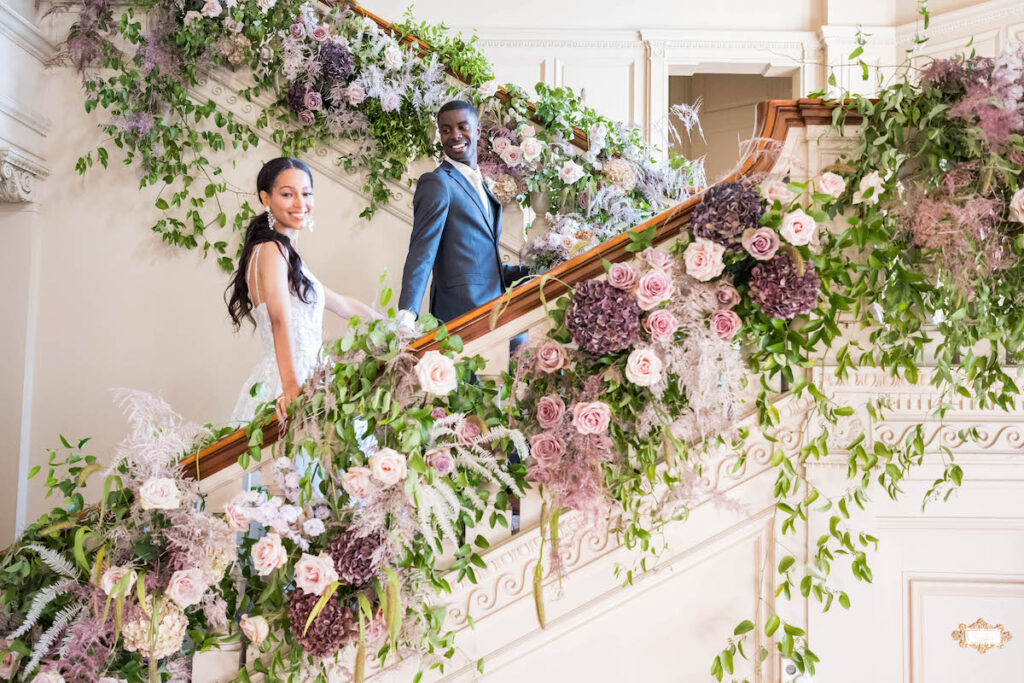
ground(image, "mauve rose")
xmin=458 ymin=420 xmax=482 ymax=444
xmin=139 ymin=477 xmax=180 ymax=510
xmin=760 ymin=178 xmax=797 ymax=205
xmin=625 ymin=348 xmax=663 ymax=386
xmin=415 ymin=350 xmax=457 ymax=395
xmin=529 ymin=432 xmax=565 ymax=468
xmin=0 ymin=646 xmax=17 ymax=679
xmin=297 ymin=110 xmax=315 ymax=126
xmin=289 ymin=22 xmax=305 ymax=39
xmin=341 ymin=466 xmax=372 ymax=498
xmin=430 ymin=407 xmax=446 ymax=419
xmin=635 ymin=269 xmax=674 ymax=310
xmin=425 ymin=448 xmax=455 ymax=475
xmin=240 ymin=614 xmax=269 ymax=647
xmin=779 ymin=208 xmax=817 ymax=246
xmin=303 ymin=90 xmax=322 ymax=111
xmin=535 ymin=341 xmax=569 ymax=373
xmin=641 ymin=247 xmax=672 ymax=270
xmin=311 ymin=26 xmax=329 ymax=42
xmin=224 ymin=17 xmax=243 ymax=33
xmin=380 ymin=91 xmax=401 ymax=112
xmin=852 ymin=170 xmax=884 ymax=205
xmin=477 ymin=80 xmax=498 ymax=97
xmin=100 ymin=565 xmax=136 ymax=596
xmin=251 ymin=532 xmax=288 ymax=576
xmin=742 ymin=227 xmax=780 ymax=261
xmin=607 ymin=262 xmax=638 ymax=290
xmin=1009 ymin=188 xmax=1024 ymax=223
xmin=644 ymin=309 xmax=679 ymax=343
xmin=347 ymin=83 xmax=367 ymax=106
xmin=572 ymin=401 xmax=611 ymax=435
xmin=294 ymin=552 xmax=338 ymax=596
xmin=260 ymin=45 xmax=274 ymax=62
xmin=491 ymin=136 xmax=510 ymax=153
xmin=714 ymin=282 xmax=741 ymax=309
xmin=521 ymin=136 xmax=543 ymax=161
xmin=710 ymin=309 xmax=742 ymax=341
xmin=816 ymin=172 xmax=846 ymax=198
xmin=167 ymin=567 xmax=207 ymax=608
xmin=500 ymin=146 xmax=523 ymax=167
xmin=683 ymin=238 xmax=726 ymax=281
xmin=535 ymin=394 xmax=566 ymax=429
xmin=383 ymin=44 xmax=402 ymax=70
xmin=559 ymin=161 xmax=584 ymax=185
xmin=369 ymin=448 xmax=407 ymax=486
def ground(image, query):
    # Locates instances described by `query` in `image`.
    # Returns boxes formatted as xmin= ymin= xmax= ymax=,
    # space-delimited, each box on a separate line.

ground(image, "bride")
xmin=226 ymin=157 xmax=378 ymax=424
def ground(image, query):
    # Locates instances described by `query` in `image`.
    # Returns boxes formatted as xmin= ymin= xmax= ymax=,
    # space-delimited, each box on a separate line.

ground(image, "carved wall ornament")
xmin=0 ymin=148 xmax=50 ymax=203
xmin=951 ymin=618 xmax=1013 ymax=654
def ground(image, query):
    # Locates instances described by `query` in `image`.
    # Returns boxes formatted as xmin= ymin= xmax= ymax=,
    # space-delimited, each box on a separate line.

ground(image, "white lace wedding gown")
xmin=230 ymin=243 xmax=326 ymax=424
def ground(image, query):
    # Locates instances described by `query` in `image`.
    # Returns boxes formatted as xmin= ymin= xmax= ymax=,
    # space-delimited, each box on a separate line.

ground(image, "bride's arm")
xmin=257 ymin=246 xmax=302 ymax=409
xmin=323 ymin=286 xmax=382 ymax=320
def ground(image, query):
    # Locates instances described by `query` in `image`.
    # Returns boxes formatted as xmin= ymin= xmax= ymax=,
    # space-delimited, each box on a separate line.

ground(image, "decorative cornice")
xmin=0 ymin=0 xmax=54 ymax=63
xmin=0 ymin=92 xmax=53 ymax=137
xmin=640 ymin=29 xmax=821 ymax=53
xmin=0 ymin=147 xmax=50 ymax=202
xmin=895 ymin=0 xmax=1024 ymax=47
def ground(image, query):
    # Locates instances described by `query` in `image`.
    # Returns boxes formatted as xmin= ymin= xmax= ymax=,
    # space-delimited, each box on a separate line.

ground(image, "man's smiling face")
xmin=438 ymin=107 xmax=479 ymax=167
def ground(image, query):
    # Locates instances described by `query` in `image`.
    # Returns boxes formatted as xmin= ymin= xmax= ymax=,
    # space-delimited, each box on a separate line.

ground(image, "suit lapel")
xmin=483 ymin=184 xmax=502 ymax=241
xmin=442 ymin=163 xmax=491 ymax=227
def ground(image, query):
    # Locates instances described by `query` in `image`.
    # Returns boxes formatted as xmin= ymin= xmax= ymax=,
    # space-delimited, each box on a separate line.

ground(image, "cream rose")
xmin=760 ymin=178 xmax=797 ymax=205
xmin=572 ymin=401 xmax=611 ymax=435
xmin=138 ymin=477 xmax=181 ymax=510
xmin=383 ymin=43 xmax=402 ymax=70
xmin=521 ymin=136 xmax=543 ymax=161
xmin=535 ymin=394 xmax=566 ymax=429
xmin=500 ymin=146 xmax=523 ymax=167
xmin=535 ymin=341 xmax=569 ymax=373
xmin=558 ymin=161 xmax=584 ymax=185
xmin=415 ymin=350 xmax=457 ymax=395
xmin=779 ymin=209 xmax=817 ymax=246
xmin=369 ymin=448 xmax=407 ymax=486
xmin=635 ymin=269 xmax=674 ymax=310
xmin=607 ymin=262 xmax=638 ymax=290
xmin=683 ymin=238 xmax=726 ymax=282
xmin=100 ymin=565 xmax=136 ymax=596
xmin=1009 ymin=188 xmax=1024 ymax=223
xmin=340 ymin=466 xmax=372 ymax=499
xmin=223 ymin=501 xmax=250 ymax=532
xmin=710 ymin=310 xmax=742 ymax=341
xmin=491 ymin=136 xmax=510 ymax=153
xmin=852 ymin=170 xmax=885 ymax=205
xmin=200 ymin=0 xmax=222 ymax=17
xmin=644 ymin=309 xmax=679 ymax=343
xmin=347 ymin=83 xmax=367 ymax=106
xmin=529 ymin=432 xmax=565 ymax=468
xmin=251 ymin=532 xmax=288 ymax=576
xmin=477 ymin=80 xmax=498 ymax=97
xmin=816 ymin=172 xmax=846 ymax=198
xmin=294 ymin=552 xmax=338 ymax=596
xmin=240 ymin=614 xmax=269 ymax=647
xmin=167 ymin=568 xmax=207 ymax=608
xmin=625 ymin=348 xmax=663 ymax=387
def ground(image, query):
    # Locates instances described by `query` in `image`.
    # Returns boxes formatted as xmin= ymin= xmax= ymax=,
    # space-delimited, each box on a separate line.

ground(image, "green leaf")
xmin=303 ymin=581 xmax=340 ymax=636
xmin=734 ymin=619 xmax=755 ymax=635
xmin=765 ymin=615 xmax=781 ymax=637
xmin=778 ymin=556 xmax=796 ymax=573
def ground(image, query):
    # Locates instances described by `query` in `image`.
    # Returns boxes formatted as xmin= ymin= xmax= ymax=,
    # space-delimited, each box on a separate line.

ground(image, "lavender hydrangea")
xmin=748 ymin=252 xmax=821 ymax=320
xmin=318 ymin=42 xmax=354 ymax=83
xmin=328 ymin=528 xmax=389 ymax=586
xmin=287 ymin=590 xmax=356 ymax=657
xmin=287 ymin=81 xmax=308 ymax=113
xmin=565 ymin=279 xmax=641 ymax=355
xmin=690 ymin=181 xmax=763 ymax=252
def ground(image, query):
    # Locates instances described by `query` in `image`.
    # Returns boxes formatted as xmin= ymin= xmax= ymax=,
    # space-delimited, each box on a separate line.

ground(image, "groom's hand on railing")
xmin=396 ymin=309 xmax=418 ymax=336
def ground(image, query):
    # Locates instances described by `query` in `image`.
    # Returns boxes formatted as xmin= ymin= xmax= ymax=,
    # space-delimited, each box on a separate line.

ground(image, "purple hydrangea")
xmin=565 ymin=279 xmax=641 ymax=355
xmin=748 ymin=252 xmax=821 ymax=320
xmin=328 ymin=528 xmax=389 ymax=586
xmin=287 ymin=81 xmax=308 ymax=113
xmin=287 ymin=589 xmax=356 ymax=657
xmin=691 ymin=181 xmax=763 ymax=252
xmin=319 ymin=41 xmax=354 ymax=83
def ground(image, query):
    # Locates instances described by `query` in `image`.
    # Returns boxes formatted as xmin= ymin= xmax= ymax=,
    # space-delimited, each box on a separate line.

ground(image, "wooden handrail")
xmin=182 ymin=98 xmax=851 ymax=481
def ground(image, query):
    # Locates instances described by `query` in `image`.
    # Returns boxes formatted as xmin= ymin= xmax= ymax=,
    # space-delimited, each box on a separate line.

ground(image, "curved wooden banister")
xmin=182 ymin=98 xmax=852 ymax=481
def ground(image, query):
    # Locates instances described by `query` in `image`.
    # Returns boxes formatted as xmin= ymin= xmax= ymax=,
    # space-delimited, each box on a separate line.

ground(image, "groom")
xmin=398 ymin=100 xmax=530 ymax=335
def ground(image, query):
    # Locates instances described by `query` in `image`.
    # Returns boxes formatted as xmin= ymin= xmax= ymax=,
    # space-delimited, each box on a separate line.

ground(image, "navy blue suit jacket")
xmin=399 ymin=161 xmax=529 ymax=323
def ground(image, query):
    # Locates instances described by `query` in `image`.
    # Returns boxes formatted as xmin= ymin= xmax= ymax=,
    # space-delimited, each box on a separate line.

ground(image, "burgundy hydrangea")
xmin=319 ymin=42 xmax=355 ymax=83
xmin=920 ymin=57 xmax=969 ymax=94
xmin=287 ymin=81 xmax=308 ymax=113
xmin=287 ymin=589 xmax=357 ymax=657
xmin=748 ymin=252 xmax=821 ymax=320
xmin=564 ymin=279 xmax=640 ymax=355
xmin=328 ymin=528 xmax=389 ymax=586
xmin=691 ymin=181 xmax=764 ymax=252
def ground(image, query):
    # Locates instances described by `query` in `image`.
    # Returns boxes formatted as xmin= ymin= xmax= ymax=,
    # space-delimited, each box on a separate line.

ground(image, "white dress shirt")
xmin=444 ymin=154 xmax=490 ymax=218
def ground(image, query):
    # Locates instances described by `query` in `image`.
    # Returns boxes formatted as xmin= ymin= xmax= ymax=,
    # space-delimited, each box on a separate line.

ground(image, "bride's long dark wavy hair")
xmin=226 ymin=157 xmax=316 ymax=330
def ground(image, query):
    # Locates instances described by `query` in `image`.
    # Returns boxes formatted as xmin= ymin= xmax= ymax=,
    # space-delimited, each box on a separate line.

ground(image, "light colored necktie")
xmin=469 ymin=170 xmax=489 ymax=217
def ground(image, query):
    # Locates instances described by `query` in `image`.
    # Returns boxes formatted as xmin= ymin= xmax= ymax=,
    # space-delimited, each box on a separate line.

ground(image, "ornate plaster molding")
xmin=895 ymin=0 xmax=1024 ymax=47
xmin=0 ymin=92 xmax=53 ymax=137
xmin=0 ymin=0 xmax=54 ymax=63
xmin=0 ymin=147 xmax=50 ymax=203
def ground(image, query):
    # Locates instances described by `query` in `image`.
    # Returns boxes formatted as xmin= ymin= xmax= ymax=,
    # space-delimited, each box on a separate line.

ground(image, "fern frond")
xmin=6 ymin=578 xmax=77 ymax=640
xmin=24 ymin=602 xmax=82 ymax=675
xmin=24 ymin=544 xmax=80 ymax=579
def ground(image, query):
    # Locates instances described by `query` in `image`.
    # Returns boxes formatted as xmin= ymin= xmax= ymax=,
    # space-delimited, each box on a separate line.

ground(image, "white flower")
xmin=166 ymin=568 xmax=207 ymax=608
xmin=500 ymin=146 xmax=523 ymax=167
xmin=816 ymin=171 xmax=846 ymax=198
xmin=383 ymin=44 xmax=403 ymax=70
xmin=491 ymin=136 xmax=511 ymax=153
xmin=415 ymin=350 xmax=457 ymax=395
xmin=369 ymin=448 xmax=407 ymax=486
xmin=278 ymin=504 xmax=301 ymax=524
xmin=33 ymin=671 xmax=65 ymax=683
xmin=184 ymin=10 xmax=202 ymax=24
xmin=138 ymin=478 xmax=181 ymax=510
xmin=779 ymin=208 xmax=817 ymax=246
xmin=251 ymin=532 xmax=288 ymax=576
xmin=361 ymin=16 xmax=380 ymax=35
xmin=477 ymin=80 xmax=498 ymax=97
xmin=1009 ymin=188 xmax=1024 ymax=223
xmin=100 ymin=565 xmax=136 ymax=596
xmin=294 ymin=552 xmax=338 ymax=596
xmin=200 ymin=0 xmax=222 ymax=17
xmin=283 ymin=472 xmax=301 ymax=489
xmin=519 ymin=125 xmax=535 ymax=138
xmin=683 ymin=238 xmax=726 ymax=282
xmin=240 ymin=614 xmax=269 ymax=647
xmin=347 ymin=83 xmax=367 ymax=106
xmin=521 ymin=136 xmax=543 ymax=161
xmin=558 ymin=161 xmax=584 ymax=185
xmin=625 ymin=348 xmax=663 ymax=387
xmin=852 ymin=170 xmax=885 ymax=205
xmin=98 ymin=678 xmax=127 ymax=683
xmin=255 ymin=0 xmax=275 ymax=10
xmin=303 ymin=518 xmax=325 ymax=537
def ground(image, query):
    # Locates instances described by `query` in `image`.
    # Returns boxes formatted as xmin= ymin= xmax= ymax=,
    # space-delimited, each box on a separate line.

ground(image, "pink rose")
xmin=0 ymin=644 xmax=17 ymax=679
xmin=606 ymin=262 xmax=637 ymax=290
xmin=477 ymin=80 xmax=498 ymax=97
xmin=383 ymin=44 xmax=402 ymax=70
xmin=572 ymin=401 xmax=611 ymax=435
xmin=223 ymin=500 xmax=249 ymax=532
xmin=224 ymin=18 xmax=243 ymax=33
xmin=347 ymin=83 xmax=367 ymax=106
xmin=816 ymin=172 xmax=846 ymax=199
xmin=683 ymin=238 xmax=726 ymax=282
xmin=369 ymin=448 xmax=407 ymax=486
xmin=491 ymin=136 xmax=511 ymax=153
xmin=535 ymin=341 xmax=569 ymax=373
xmin=641 ymin=247 xmax=672 ymax=270
xmin=457 ymin=419 xmax=482 ymax=444
xmin=625 ymin=348 xmax=663 ymax=387
xmin=100 ymin=565 xmax=136 ymax=596
xmin=303 ymin=90 xmax=322 ymax=111
xmin=558 ymin=161 xmax=584 ymax=185
xmin=529 ymin=432 xmax=565 ymax=468
xmin=294 ymin=552 xmax=338 ymax=596
xmin=297 ymin=110 xmax=315 ymax=126
xmin=33 ymin=672 xmax=63 ymax=683
xmin=779 ymin=209 xmax=817 ymax=246
xmin=521 ymin=136 xmax=543 ymax=161
xmin=760 ymin=178 xmax=797 ymax=205
xmin=167 ymin=567 xmax=207 ymax=608
xmin=710 ymin=309 xmax=742 ymax=341
xmin=430 ymin=407 xmax=447 ymax=420
xmin=500 ymin=146 xmax=523 ymax=167
xmin=852 ymin=170 xmax=884 ymax=205
xmin=415 ymin=350 xmax=457 ymax=395
xmin=644 ymin=309 xmax=679 ymax=343
xmin=425 ymin=449 xmax=455 ymax=475
xmin=240 ymin=614 xmax=269 ymax=647
xmin=714 ymin=282 xmax=741 ymax=309
xmin=341 ymin=466 xmax=372 ymax=499
xmin=289 ymin=22 xmax=305 ymax=39
xmin=535 ymin=394 xmax=566 ymax=429
xmin=1009 ymin=188 xmax=1024 ymax=223
xmin=635 ymin=269 xmax=674 ymax=310
xmin=251 ymin=532 xmax=288 ymax=576
xmin=742 ymin=227 xmax=780 ymax=261
xmin=380 ymin=91 xmax=401 ymax=112
xmin=139 ymin=477 xmax=181 ymax=510
xmin=311 ymin=26 xmax=329 ymax=42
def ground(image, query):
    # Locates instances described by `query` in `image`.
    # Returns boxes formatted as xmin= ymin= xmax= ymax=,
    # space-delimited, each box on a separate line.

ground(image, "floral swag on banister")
xmin=6 ymin=0 xmax=1024 ymax=680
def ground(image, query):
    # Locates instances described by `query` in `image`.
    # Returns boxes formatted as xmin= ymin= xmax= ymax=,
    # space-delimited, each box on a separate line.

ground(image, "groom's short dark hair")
xmin=437 ymin=100 xmax=478 ymax=122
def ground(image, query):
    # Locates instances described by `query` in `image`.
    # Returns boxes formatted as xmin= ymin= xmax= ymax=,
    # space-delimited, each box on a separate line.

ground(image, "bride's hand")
xmin=276 ymin=384 xmax=301 ymax=419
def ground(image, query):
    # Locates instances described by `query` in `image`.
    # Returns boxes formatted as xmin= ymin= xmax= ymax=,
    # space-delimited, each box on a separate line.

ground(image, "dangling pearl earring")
xmin=306 ymin=216 xmax=315 ymax=232
xmin=265 ymin=205 xmax=275 ymax=231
